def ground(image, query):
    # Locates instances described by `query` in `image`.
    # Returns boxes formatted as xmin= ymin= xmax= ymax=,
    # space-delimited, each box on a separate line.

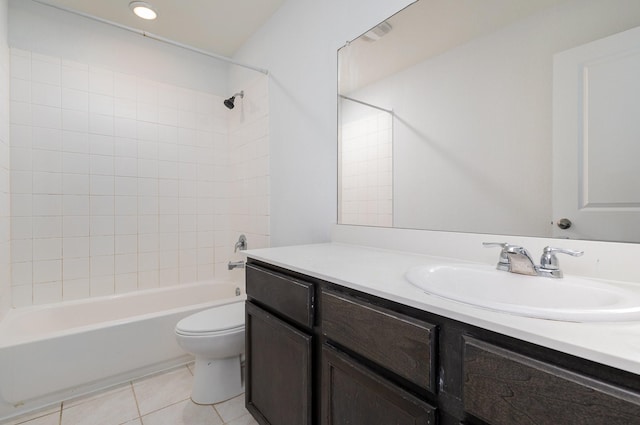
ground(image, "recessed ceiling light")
xmin=129 ymin=1 xmax=157 ymax=20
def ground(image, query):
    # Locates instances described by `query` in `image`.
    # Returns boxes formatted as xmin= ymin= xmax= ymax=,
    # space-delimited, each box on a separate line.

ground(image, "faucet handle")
xmin=539 ymin=246 xmax=584 ymax=271
xmin=234 ymin=234 xmax=247 ymax=253
xmin=483 ymin=242 xmax=523 ymax=269
xmin=483 ymin=242 xmax=510 ymax=262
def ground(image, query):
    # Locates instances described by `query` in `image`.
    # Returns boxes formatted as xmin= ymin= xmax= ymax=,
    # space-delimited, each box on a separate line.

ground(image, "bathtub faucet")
xmin=228 ymin=260 xmax=245 ymax=270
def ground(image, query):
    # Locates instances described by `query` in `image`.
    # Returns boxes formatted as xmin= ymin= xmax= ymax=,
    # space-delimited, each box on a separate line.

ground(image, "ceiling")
xmin=339 ymin=0 xmax=570 ymax=94
xmin=35 ymin=0 xmax=286 ymax=57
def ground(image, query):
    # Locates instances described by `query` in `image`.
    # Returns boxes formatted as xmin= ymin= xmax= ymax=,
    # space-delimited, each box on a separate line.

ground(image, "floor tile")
xmin=213 ymin=394 xmax=248 ymax=423
xmin=5 ymin=412 xmax=60 ymax=425
xmin=225 ymin=413 xmax=259 ymax=425
xmin=4 ymin=367 xmax=254 ymax=425
xmin=63 ymin=382 xmax=133 ymax=409
xmin=132 ymin=366 xmax=193 ymax=416
xmin=141 ymin=400 xmax=223 ymax=425
xmin=60 ymin=386 xmax=139 ymax=425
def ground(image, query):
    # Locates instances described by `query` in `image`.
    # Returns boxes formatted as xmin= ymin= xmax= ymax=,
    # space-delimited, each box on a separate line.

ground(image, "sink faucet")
xmin=483 ymin=243 xmax=537 ymax=275
xmin=483 ymin=243 xmax=583 ymax=278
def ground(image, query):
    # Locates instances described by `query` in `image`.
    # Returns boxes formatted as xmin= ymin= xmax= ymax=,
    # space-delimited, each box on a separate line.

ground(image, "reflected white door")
xmin=553 ymin=26 xmax=640 ymax=242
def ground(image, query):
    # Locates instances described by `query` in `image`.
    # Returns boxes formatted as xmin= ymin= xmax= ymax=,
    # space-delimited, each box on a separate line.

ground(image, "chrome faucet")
xmin=228 ymin=260 xmax=245 ymax=270
xmin=229 ymin=235 xmax=248 ymax=270
xmin=537 ymin=246 xmax=584 ymax=278
xmin=483 ymin=242 xmax=583 ymax=278
xmin=234 ymin=234 xmax=247 ymax=252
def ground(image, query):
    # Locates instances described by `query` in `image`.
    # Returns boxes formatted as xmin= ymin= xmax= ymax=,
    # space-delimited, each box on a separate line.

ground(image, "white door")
xmin=553 ymin=26 xmax=640 ymax=242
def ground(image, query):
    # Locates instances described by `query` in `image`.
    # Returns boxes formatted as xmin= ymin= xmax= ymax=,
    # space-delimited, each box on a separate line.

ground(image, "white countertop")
xmin=244 ymin=242 xmax=640 ymax=375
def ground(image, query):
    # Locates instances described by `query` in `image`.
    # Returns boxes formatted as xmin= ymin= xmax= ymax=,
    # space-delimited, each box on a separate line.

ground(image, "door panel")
xmin=553 ymin=26 xmax=640 ymax=242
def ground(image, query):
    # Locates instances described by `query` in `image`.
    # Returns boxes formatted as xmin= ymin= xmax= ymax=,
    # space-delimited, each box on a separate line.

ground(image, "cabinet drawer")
xmin=463 ymin=337 xmax=640 ymax=425
xmin=321 ymin=289 xmax=436 ymax=392
xmin=246 ymin=264 xmax=314 ymax=329
xmin=321 ymin=344 xmax=436 ymax=425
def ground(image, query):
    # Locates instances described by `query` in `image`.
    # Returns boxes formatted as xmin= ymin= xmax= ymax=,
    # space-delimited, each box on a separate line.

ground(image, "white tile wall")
xmin=8 ymin=48 xmax=255 ymax=307
xmin=0 ymin=0 xmax=9 ymax=318
xmin=340 ymin=109 xmax=393 ymax=227
xmin=225 ymin=75 xmax=270 ymax=280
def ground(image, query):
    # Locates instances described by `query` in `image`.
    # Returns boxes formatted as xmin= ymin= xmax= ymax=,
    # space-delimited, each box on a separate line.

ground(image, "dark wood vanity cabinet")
xmin=462 ymin=337 xmax=640 ymax=425
xmin=321 ymin=344 xmax=436 ymax=425
xmin=245 ymin=260 xmax=640 ymax=425
xmin=245 ymin=263 xmax=315 ymax=425
xmin=320 ymin=289 xmax=437 ymax=425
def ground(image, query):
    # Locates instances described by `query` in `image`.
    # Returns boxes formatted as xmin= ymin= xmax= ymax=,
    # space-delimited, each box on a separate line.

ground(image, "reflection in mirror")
xmin=338 ymin=96 xmax=393 ymax=227
xmin=338 ymin=0 xmax=640 ymax=242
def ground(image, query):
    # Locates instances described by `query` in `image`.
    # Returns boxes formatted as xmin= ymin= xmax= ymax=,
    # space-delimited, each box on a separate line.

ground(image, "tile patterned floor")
xmin=3 ymin=365 xmax=258 ymax=425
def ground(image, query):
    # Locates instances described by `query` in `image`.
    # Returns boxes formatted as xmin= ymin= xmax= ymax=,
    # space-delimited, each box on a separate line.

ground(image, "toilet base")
xmin=191 ymin=355 xmax=244 ymax=405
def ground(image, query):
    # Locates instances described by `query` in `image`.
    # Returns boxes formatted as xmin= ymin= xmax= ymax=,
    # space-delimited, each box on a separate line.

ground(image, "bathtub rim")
xmin=0 ymin=281 xmax=245 ymax=348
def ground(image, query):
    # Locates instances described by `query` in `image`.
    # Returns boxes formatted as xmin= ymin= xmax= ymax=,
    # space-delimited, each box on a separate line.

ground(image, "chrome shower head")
xmin=224 ymin=91 xmax=244 ymax=109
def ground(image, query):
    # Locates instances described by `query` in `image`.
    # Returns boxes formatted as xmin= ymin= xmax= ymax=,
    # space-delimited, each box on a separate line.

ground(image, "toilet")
xmin=175 ymin=301 xmax=245 ymax=404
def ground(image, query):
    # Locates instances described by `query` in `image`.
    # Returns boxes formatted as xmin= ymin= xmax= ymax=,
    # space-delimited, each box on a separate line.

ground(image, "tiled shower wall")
xmin=0 ymin=0 xmax=10 ymax=317
xmin=9 ymin=48 xmax=237 ymax=307
xmin=227 ymin=75 xmax=270 ymax=257
xmin=340 ymin=109 xmax=393 ymax=227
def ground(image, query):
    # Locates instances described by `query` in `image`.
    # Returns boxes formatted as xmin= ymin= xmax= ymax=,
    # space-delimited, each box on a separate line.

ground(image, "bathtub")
xmin=0 ymin=281 xmax=245 ymax=421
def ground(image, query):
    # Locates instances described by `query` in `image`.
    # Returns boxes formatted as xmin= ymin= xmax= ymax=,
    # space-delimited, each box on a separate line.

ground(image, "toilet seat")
xmin=176 ymin=302 xmax=245 ymax=337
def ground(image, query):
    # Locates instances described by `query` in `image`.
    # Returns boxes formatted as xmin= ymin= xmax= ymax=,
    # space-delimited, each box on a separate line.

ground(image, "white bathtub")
xmin=0 ymin=281 xmax=245 ymax=421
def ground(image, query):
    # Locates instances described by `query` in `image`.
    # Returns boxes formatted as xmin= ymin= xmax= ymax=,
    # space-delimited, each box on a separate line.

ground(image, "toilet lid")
xmin=176 ymin=302 xmax=245 ymax=335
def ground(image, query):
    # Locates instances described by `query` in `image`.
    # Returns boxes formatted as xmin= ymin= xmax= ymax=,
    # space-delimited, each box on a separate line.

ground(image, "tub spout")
xmin=228 ymin=260 xmax=245 ymax=270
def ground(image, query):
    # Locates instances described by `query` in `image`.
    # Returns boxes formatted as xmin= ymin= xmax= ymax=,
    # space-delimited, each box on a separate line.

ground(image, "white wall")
xmin=233 ymin=0 xmax=413 ymax=246
xmin=0 ymin=0 xmax=10 ymax=318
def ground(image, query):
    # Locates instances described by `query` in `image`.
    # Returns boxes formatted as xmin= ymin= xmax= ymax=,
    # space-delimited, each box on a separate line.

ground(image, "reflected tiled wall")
xmin=340 ymin=110 xmax=393 ymax=227
xmin=9 ymin=48 xmax=234 ymax=306
xmin=0 ymin=0 xmax=10 ymax=317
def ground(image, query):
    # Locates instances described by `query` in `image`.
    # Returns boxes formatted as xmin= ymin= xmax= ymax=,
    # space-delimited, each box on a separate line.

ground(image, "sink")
xmin=405 ymin=264 xmax=640 ymax=322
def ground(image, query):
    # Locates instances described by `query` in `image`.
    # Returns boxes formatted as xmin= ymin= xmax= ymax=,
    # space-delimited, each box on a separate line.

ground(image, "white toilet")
xmin=175 ymin=301 xmax=245 ymax=404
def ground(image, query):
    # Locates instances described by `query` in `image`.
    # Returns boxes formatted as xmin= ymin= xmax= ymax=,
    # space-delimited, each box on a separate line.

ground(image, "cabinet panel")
xmin=246 ymin=302 xmax=312 ymax=425
xmin=321 ymin=289 xmax=436 ymax=391
xmin=321 ymin=345 xmax=436 ymax=425
xmin=463 ymin=337 xmax=640 ymax=425
xmin=246 ymin=264 xmax=314 ymax=329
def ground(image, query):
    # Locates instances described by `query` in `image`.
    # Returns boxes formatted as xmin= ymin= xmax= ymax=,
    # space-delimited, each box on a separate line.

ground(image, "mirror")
xmin=338 ymin=0 xmax=640 ymax=242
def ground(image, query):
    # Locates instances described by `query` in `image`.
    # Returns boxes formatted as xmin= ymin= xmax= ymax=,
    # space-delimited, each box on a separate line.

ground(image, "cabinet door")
xmin=463 ymin=337 xmax=640 ymax=425
xmin=246 ymin=302 xmax=313 ymax=425
xmin=321 ymin=345 xmax=436 ymax=425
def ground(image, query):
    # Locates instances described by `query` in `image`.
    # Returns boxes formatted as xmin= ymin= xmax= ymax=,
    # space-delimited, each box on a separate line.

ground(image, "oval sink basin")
xmin=405 ymin=264 xmax=640 ymax=322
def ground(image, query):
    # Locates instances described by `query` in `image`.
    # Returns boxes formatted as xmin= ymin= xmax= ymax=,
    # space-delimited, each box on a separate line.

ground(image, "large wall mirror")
xmin=338 ymin=0 xmax=640 ymax=243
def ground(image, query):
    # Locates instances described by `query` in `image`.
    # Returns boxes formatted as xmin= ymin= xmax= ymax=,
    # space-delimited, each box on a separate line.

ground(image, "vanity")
xmin=243 ymin=242 xmax=640 ymax=425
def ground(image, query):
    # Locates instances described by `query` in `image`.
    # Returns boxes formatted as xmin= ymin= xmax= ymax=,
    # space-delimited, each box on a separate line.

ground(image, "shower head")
xmin=224 ymin=91 xmax=244 ymax=109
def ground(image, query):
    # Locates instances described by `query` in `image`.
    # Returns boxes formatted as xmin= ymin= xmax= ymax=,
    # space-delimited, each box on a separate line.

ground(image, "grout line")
xmin=130 ymin=381 xmax=143 ymax=422
xmin=57 ymin=402 xmax=63 ymax=425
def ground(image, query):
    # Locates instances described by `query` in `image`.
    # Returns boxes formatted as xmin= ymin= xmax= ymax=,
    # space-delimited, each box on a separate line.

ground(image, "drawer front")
xmin=463 ymin=337 xmax=640 ymax=425
xmin=321 ymin=344 xmax=436 ymax=425
xmin=246 ymin=264 xmax=314 ymax=329
xmin=321 ymin=289 xmax=436 ymax=392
